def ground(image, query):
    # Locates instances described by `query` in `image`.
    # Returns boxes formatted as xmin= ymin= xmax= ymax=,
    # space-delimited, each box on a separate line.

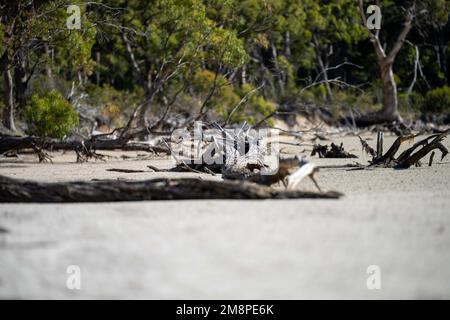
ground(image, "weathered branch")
xmin=386 ymin=10 xmax=414 ymax=62
xmin=358 ymin=0 xmax=386 ymax=62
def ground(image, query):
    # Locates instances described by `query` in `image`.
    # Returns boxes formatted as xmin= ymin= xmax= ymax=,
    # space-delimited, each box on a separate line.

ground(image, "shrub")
xmin=422 ymin=86 xmax=450 ymax=114
xmin=238 ymin=84 xmax=276 ymax=125
xmin=398 ymin=92 xmax=423 ymax=118
xmin=85 ymin=84 xmax=143 ymax=128
xmin=25 ymin=90 xmax=79 ymax=138
xmin=191 ymin=70 xmax=276 ymax=125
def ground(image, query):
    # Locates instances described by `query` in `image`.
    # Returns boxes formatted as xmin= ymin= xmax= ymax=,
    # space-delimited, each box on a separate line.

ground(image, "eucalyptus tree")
xmin=0 ymin=0 xmax=97 ymax=132
xmin=358 ymin=0 xmax=450 ymax=124
xmin=103 ymin=0 xmax=247 ymax=130
xmin=303 ymin=0 xmax=365 ymax=102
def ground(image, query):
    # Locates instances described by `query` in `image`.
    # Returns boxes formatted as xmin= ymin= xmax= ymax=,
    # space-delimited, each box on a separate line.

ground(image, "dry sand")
xmin=1 ymin=133 xmax=450 ymax=299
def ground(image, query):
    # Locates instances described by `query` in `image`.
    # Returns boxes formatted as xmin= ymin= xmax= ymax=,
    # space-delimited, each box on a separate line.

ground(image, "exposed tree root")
xmin=0 ymin=175 xmax=342 ymax=203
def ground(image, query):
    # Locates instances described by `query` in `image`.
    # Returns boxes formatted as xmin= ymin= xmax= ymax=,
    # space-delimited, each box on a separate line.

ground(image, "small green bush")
xmin=25 ymin=90 xmax=79 ymax=138
xmin=422 ymin=86 xmax=450 ymax=114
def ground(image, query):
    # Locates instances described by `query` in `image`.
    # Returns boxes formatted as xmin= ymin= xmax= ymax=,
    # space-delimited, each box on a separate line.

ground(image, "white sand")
xmin=1 ymin=133 xmax=450 ymax=299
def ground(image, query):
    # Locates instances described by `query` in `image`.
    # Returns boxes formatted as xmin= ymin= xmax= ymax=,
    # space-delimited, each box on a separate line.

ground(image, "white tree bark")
xmin=2 ymin=67 xmax=16 ymax=132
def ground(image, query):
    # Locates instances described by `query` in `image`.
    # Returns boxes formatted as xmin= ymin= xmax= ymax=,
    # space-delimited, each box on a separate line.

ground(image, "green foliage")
xmin=85 ymin=84 xmax=144 ymax=127
xmin=190 ymin=70 xmax=275 ymax=124
xmin=3 ymin=0 xmax=450 ymax=131
xmin=191 ymin=69 xmax=239 ymax=118
xmin=422 ymin=86 xmax=450 ymax=114
xmin=246 ymin=93 xmax=276 ymax=126
xmin=25 ymin=91 xmax=79 ymax=138
xmin=117 ymin=0 xmax=247 ymax=80
xmin=398 ymin=92 xmax=424 ymax=115
xmin=0 ymin=23 xmax=4 ymax=56
xmin=224 ymin=83 xmax=276 ymax=125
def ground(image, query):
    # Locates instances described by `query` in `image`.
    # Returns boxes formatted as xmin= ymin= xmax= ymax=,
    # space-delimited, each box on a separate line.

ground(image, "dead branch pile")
xmin=311 ymin=143 xmax=357 ymax=158
xmin=167 ymin=122 xmax=325 ymax=192
xmin=358 ymin=129 xmax=450 ymax=168
xmin=0 ymin=175 xmax=341 ymax=203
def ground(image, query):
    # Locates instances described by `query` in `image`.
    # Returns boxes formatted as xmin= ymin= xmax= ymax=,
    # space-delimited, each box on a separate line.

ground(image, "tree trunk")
xmin=312 ymin=34 xmax=333 ymax=102
xmin=352 ymin=61 xmax=400 ymax=126
xmin=44 ymin=42 xmax=55 ymax=89
xmin=354 ymin=0 xmax=414 ymax=126
xmin=135 ymin=67 xmax=158 ymax=131
xmin=379 ymin=60 xmax=400 ymax=121
xmin=2 ymin=66 xmax=16 ymax=132
xmin=269 ymin=40 xmax=285 ymax=95
xmin=241 ymin=65 xmax=247 ymax=85
xmin=95 ymin=51 xmax=101 ymax=85
xmin=14 ymin=53 xmax=28 ymax=109
xmin=137 ymin=102 xmax=149 ymax=129
xmin=135 ymin=93 xmax=154 ymax=133
xmin=318 ymin=55 xmax=333 ymax=103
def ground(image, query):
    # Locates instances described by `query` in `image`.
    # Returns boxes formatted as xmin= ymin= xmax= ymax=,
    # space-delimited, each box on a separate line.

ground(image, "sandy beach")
xmin=1 ymin=132 xmax=450 ymax=299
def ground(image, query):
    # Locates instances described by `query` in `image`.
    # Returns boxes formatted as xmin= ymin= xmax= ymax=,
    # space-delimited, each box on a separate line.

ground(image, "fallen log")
xmin=0 ymin=175 xmax=342 ymax=203
xmin=106 ymin=168 xmax=147 ymax=173
xmin=0 ymin=135 xmax=170 ymax=159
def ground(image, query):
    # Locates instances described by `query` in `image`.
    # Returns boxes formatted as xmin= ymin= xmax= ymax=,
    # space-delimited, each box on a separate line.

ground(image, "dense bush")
xmin=233 ymin=84 xmax=276 ymax=125
xmin=24 ymin=90 xmax=79 ymax=138
xmin=85 ymin=84 xmax=144 ymax=128
xmin=397 ymin=92 xmax=424 ymax=120
xmin=191 ymin=70 xmax=276 ymax=125
xmin=422 ymin=86 xmax=450 ymax=114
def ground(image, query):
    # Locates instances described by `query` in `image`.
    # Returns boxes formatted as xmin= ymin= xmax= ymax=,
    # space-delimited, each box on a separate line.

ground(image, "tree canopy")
xmin=1 ymin=0 xmax=450 ymax=134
